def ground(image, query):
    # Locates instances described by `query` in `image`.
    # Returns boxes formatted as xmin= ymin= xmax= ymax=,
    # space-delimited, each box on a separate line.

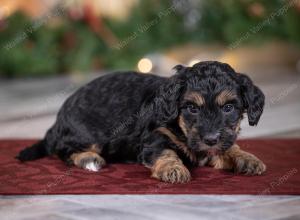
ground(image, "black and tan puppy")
xmin=17 ymin=61 xmax=266 ymax=183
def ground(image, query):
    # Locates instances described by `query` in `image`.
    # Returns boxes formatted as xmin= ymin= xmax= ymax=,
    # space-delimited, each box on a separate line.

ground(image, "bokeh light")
xmin=137 ymin=58 xmax=153 ymax=73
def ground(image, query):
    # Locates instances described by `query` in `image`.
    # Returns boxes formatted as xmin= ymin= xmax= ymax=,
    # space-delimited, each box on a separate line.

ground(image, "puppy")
xmin=17 ymin=61 xmax=266 ymax=183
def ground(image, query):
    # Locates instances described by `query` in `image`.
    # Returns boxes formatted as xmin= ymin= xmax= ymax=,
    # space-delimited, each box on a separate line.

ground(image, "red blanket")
xmin=0 ymin=139 xmax=299 ymax=195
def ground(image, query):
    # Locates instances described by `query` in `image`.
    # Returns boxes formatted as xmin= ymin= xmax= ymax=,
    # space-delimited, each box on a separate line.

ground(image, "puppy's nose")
xmin=203 ymin=133 xmax=220 ymax=146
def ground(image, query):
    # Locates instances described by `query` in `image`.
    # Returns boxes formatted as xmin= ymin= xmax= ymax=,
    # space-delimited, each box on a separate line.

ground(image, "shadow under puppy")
xmin=17 ymin=61 xmax=266 ymax=183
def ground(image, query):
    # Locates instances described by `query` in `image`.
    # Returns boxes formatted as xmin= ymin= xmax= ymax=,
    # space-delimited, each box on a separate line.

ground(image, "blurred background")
xmin=0 ymin=0 xmax=299 ymax=139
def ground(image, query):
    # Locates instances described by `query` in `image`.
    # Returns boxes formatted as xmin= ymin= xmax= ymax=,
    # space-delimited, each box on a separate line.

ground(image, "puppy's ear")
xmin=153 ymin=66 xmax=188 ymax=125
xmin=173 ymin=64 xmax=187 ymax=74
xmin=238 ymin=74 xmax=265 ymax=126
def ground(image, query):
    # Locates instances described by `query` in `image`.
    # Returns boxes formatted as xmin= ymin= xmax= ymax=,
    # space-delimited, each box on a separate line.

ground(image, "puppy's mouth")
xmin=189 ymin=140 xmax=223 ymax=156
xmin=199 ymin=143 xmax=223 ymax=156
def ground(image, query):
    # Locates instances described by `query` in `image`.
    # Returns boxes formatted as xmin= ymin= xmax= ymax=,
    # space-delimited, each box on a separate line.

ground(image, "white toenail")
xmin=84 ymin=161 xmax=99 ymax=172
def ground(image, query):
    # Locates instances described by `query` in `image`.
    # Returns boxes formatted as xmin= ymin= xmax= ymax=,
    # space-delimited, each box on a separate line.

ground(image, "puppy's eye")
xmin=186 ymin=104 xmax=199 ymax=114
xmin=222 ymin=104 xmax=234 ymax=113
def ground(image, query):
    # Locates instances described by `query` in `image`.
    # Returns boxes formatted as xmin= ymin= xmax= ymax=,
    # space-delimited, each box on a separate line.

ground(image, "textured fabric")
xmin=0 ymin=139 xmax=299 ymax=195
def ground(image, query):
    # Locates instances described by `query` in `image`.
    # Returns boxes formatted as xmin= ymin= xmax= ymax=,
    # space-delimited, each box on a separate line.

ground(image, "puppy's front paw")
xmin=234 ymin=153 xmax=266 ymax=175
xmin=152 ymin=163 xmax=191 ymax=184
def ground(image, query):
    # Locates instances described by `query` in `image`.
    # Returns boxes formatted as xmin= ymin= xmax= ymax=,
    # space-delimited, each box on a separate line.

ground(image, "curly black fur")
xmin=17 ymin=61 xmax=265 ymax=180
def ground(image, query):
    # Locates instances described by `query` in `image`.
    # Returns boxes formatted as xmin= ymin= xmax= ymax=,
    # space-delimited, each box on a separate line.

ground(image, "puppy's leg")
xmin=149 ymin=149 xmax=191 ymax=183
xmin=68 ymin=144 xmax=106 ymax=172
xmin=140 ymin=131 xmax=191 ymax=183
xmin=210 ymin=144 xmax=266 ymax=175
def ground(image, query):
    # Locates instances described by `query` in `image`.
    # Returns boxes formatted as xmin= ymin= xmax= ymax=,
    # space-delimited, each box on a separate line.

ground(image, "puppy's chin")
xmin=190 ymin=141 xmax=223 ymax=156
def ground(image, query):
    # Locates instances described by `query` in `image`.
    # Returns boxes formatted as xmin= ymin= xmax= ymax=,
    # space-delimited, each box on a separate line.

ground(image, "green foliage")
xmin=0 ymin=12 xmax=60 ymax=77
xmin=197 ymin=0 xmax=300 ymax=45
xmin=0 ymin=0 xmax=299 ymax=77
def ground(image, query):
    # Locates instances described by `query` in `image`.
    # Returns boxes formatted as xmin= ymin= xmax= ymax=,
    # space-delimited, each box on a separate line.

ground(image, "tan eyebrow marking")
xmin=184 ymin=92 xmax=205 ymax=106
xmin=216 ymin=90 xmax=237 ymax=106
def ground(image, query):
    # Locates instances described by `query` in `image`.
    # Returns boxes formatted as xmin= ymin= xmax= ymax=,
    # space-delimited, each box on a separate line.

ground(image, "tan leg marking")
xmin=151 ymin=149 xmax=191 ymax=183
xmin=88 ymin=144 xmax=102 ymax=154
xmin=209 ymin=144 xmax=266 ymax=175
xmin=156 ymin=127 xmax=197 ymax=163
xmin=70 ymin=151 xmax=106 ymax=172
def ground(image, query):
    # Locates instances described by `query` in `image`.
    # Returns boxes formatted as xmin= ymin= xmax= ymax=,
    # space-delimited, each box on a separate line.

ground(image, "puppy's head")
xmin=158 ymin=61 xmax=265 ymax=153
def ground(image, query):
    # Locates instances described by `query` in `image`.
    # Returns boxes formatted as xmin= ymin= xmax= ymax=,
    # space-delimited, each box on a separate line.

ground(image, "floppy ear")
xmin=153 ymin=65 xmax=187 ymax=125
xmin=238 ymin=74 xmax=265 ymax=126
xmin=154 ymin=76 xmax=184 ymax=125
